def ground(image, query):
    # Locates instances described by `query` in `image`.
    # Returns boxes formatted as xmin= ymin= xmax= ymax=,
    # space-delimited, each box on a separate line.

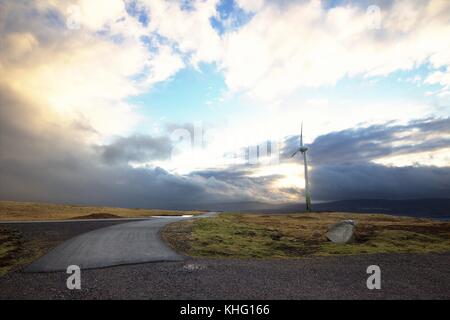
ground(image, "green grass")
xmin=320 ymin=230 xmax=450 ymax=256
xmin=163 ymin=213 xmax=450 ymax=259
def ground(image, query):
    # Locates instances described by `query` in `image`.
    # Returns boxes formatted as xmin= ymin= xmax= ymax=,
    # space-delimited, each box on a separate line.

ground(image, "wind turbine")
xmin=291 ymin=123 xmax=312 ymax=212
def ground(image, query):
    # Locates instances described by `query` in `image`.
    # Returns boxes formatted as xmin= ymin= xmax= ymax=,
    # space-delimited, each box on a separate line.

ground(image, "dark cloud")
xmin=281 ymin=118 xmax=450 ymax=201
xmin=282 ymin=118 xmax=450 ymax=165
xmin=0 ymin=85 xmax=267 ymax=208
xmin=1 ymin=78 xmax=449 ymax=207
xmin=98 ymin=135 xmax=172 ymax=165
xmin=191 ymin=166 xmax=288 ymax=203
xmin=0 ymin=1 xmax=269 ymax=209
xmin=309 ymin=118 xmax=450 ymax=165
xmin=311 ymin=164 xmax=450 ymax=200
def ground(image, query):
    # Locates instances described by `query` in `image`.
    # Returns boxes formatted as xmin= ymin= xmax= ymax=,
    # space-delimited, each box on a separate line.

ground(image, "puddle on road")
xmin=152 ymin=215 xmax=194 ymax=218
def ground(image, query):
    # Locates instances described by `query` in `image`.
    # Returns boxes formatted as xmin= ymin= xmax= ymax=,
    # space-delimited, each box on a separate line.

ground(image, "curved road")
xmin=25 ymin=212 xmax=218 ymax=273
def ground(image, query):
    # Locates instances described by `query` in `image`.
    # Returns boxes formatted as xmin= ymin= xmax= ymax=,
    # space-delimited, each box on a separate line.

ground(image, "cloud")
xmin=190 ymin=166 xmax=289 ymax=203
xmin=192 ymin=116 xmax=450 ymax=202
xmin=220 ymin=0 xmax=450 ymax=100
xmin=279 ymin=117 xmax=450 ymax=200
xmin=1 ymin=1 xmax=449 ymax=208
xmin=144 ymin=45 xmax=185 ymax=85
xmin=0 ymin=1 xmax=281 ymax=208
xmin=308 ymin=117 xmax=450 ymax=165
xmin=0 ymin=75 xmax=284 ymax=207
xmin=280 ymin=118 xmax=449 ymax=164
xmin=1 ymin=76 xmax=449 ymax=206
xmin=311 ymin=164 xmax=450 ymax=200
xmin=0 ymin=0 xmax=186 ymax=138
xmin=0 ymin=82 xmax=276 ymax=207
xmin=136 ymin=0 xmax=223 ymax=65
xmin=425 ymin=69 xmax=450 ymax=91
xmin=98 ymin=135 xmax=173 ymax=165
xmin=3 ymin=0 xmax=450 ymax=107
xmin=236 ymin=0 xmax=265 ymax=12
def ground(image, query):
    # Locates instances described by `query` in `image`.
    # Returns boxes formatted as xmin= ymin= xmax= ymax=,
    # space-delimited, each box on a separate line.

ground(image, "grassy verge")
xmin=0 ymin=228 xmax=53 ymax=277
xmin=162 ymin=213 xmax=450 ymax=259
xmin=0 ymin=201 xmax=204 ymax=221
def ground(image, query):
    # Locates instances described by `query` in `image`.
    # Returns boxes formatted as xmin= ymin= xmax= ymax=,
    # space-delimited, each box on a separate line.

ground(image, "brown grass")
xmin=163 ymin=212 xmax=450 ymax=258
xmin=0 ymin=200 xmax=205 ymax=221
xmin=0 ymin=228 xmax=54 ymax=277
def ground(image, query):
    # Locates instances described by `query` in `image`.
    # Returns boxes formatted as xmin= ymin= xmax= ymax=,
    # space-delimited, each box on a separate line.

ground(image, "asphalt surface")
xmin=0 ymin=253 xmax=449 ymax=299
xmin=23 ymin=213 xmax=218 ymax=272
xmin=0 ymin=219 xmax=140 ymax=245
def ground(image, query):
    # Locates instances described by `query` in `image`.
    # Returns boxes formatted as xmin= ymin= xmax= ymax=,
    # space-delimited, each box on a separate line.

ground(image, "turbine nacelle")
xmin=291 ymin=146 xmax=308 ymax=158
xmin=299 ymin=146 xmax=308 ymax=153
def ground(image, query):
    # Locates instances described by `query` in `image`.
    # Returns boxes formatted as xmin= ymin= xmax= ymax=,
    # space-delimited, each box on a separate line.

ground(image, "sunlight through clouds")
xmin=0 ymin=0 xmax=449 ymax=207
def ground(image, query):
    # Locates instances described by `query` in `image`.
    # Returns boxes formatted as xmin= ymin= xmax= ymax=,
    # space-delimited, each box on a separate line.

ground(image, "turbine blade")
xmin=291 ymin=150 xmax=299 ymax=158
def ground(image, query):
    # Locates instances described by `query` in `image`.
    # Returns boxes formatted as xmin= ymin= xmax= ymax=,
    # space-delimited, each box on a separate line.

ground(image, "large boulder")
xmin=326 ymin=220 xmax=356 ymax=244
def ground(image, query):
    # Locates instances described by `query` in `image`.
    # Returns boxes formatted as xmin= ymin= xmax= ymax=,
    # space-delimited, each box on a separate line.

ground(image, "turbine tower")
xmin=291 ymin=123 xmax=312 ymax=212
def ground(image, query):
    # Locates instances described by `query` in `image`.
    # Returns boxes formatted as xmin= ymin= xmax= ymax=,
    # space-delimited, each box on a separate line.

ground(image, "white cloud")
xmin=144 ymin=45 xmax=185 ymax=86
xmin=2 ymin=0 xmax=448 ymax=170
xmin=425 ymin=70 xmax=450 ymax=89
xmin=236 ymin=0 xmax=265 ymax=12
xmin=373 ymin=147 xmax=450 ymax=168
xmin=219 ymin=0 xmax=450 ymax=101
xmin=73 ymin=0 xmax=127 ymax=31
xmin=0 ymin=0 xmax=187 ymax=138
xmin=137 ymin=0 xmax=223 ymax=65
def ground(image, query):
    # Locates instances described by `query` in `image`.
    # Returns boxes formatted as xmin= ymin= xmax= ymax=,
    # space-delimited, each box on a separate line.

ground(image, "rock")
xmin=326 ymin=220 xmax=356 ymax=244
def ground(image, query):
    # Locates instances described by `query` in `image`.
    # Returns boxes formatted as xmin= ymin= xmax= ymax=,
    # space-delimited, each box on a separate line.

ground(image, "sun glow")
xmin=249 ymin=163 xmax=306 ymax=189
xmin=373 ymin=148 xmax=450 ymax=167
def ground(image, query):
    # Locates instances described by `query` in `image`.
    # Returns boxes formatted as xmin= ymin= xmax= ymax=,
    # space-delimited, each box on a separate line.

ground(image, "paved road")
xmin=25 ymin=212 xmax=218 ymax=272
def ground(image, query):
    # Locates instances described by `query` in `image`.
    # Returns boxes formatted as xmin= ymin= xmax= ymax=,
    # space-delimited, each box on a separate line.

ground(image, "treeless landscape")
xmin=0 ymin=201 xmax=204 ymax=275
xmin=0 ymin=201 xmax=204 ymax=221
xmin=163 ymin=213 xmax=450 ymax=258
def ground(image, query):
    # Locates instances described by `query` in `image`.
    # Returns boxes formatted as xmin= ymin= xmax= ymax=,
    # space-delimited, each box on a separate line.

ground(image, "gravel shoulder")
xmin=0 ymin=253 xmax=449 ymax=299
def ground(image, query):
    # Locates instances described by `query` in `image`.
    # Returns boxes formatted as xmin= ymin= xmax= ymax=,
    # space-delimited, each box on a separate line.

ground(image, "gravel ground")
xmin=0 ymin=253 xmax=449 ymax=300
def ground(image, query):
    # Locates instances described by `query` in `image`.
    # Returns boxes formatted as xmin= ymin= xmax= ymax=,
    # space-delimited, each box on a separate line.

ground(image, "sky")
xmin=0 ymin=0 xmax=449 ymax=209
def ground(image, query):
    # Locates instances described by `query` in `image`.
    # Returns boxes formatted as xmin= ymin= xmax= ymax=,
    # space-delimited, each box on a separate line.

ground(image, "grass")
xmin=0 ymin=229 xmax=21 ymax=276
xmin=162 ymin=212 xmax=450 ymax=259
xmin=0 ymin=228 xmax=52 ymax=277
xmin=0 ymin=200 xmax=205 ymax=221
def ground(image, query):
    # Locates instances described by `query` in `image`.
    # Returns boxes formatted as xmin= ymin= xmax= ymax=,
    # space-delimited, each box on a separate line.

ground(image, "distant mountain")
xmin=312 ymin=199 xmax=450 ymax=219
xmin=164 ymin=201 xmax=279 ymax=212
xmin=184 ymin=198 xmax=450 ymax=220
